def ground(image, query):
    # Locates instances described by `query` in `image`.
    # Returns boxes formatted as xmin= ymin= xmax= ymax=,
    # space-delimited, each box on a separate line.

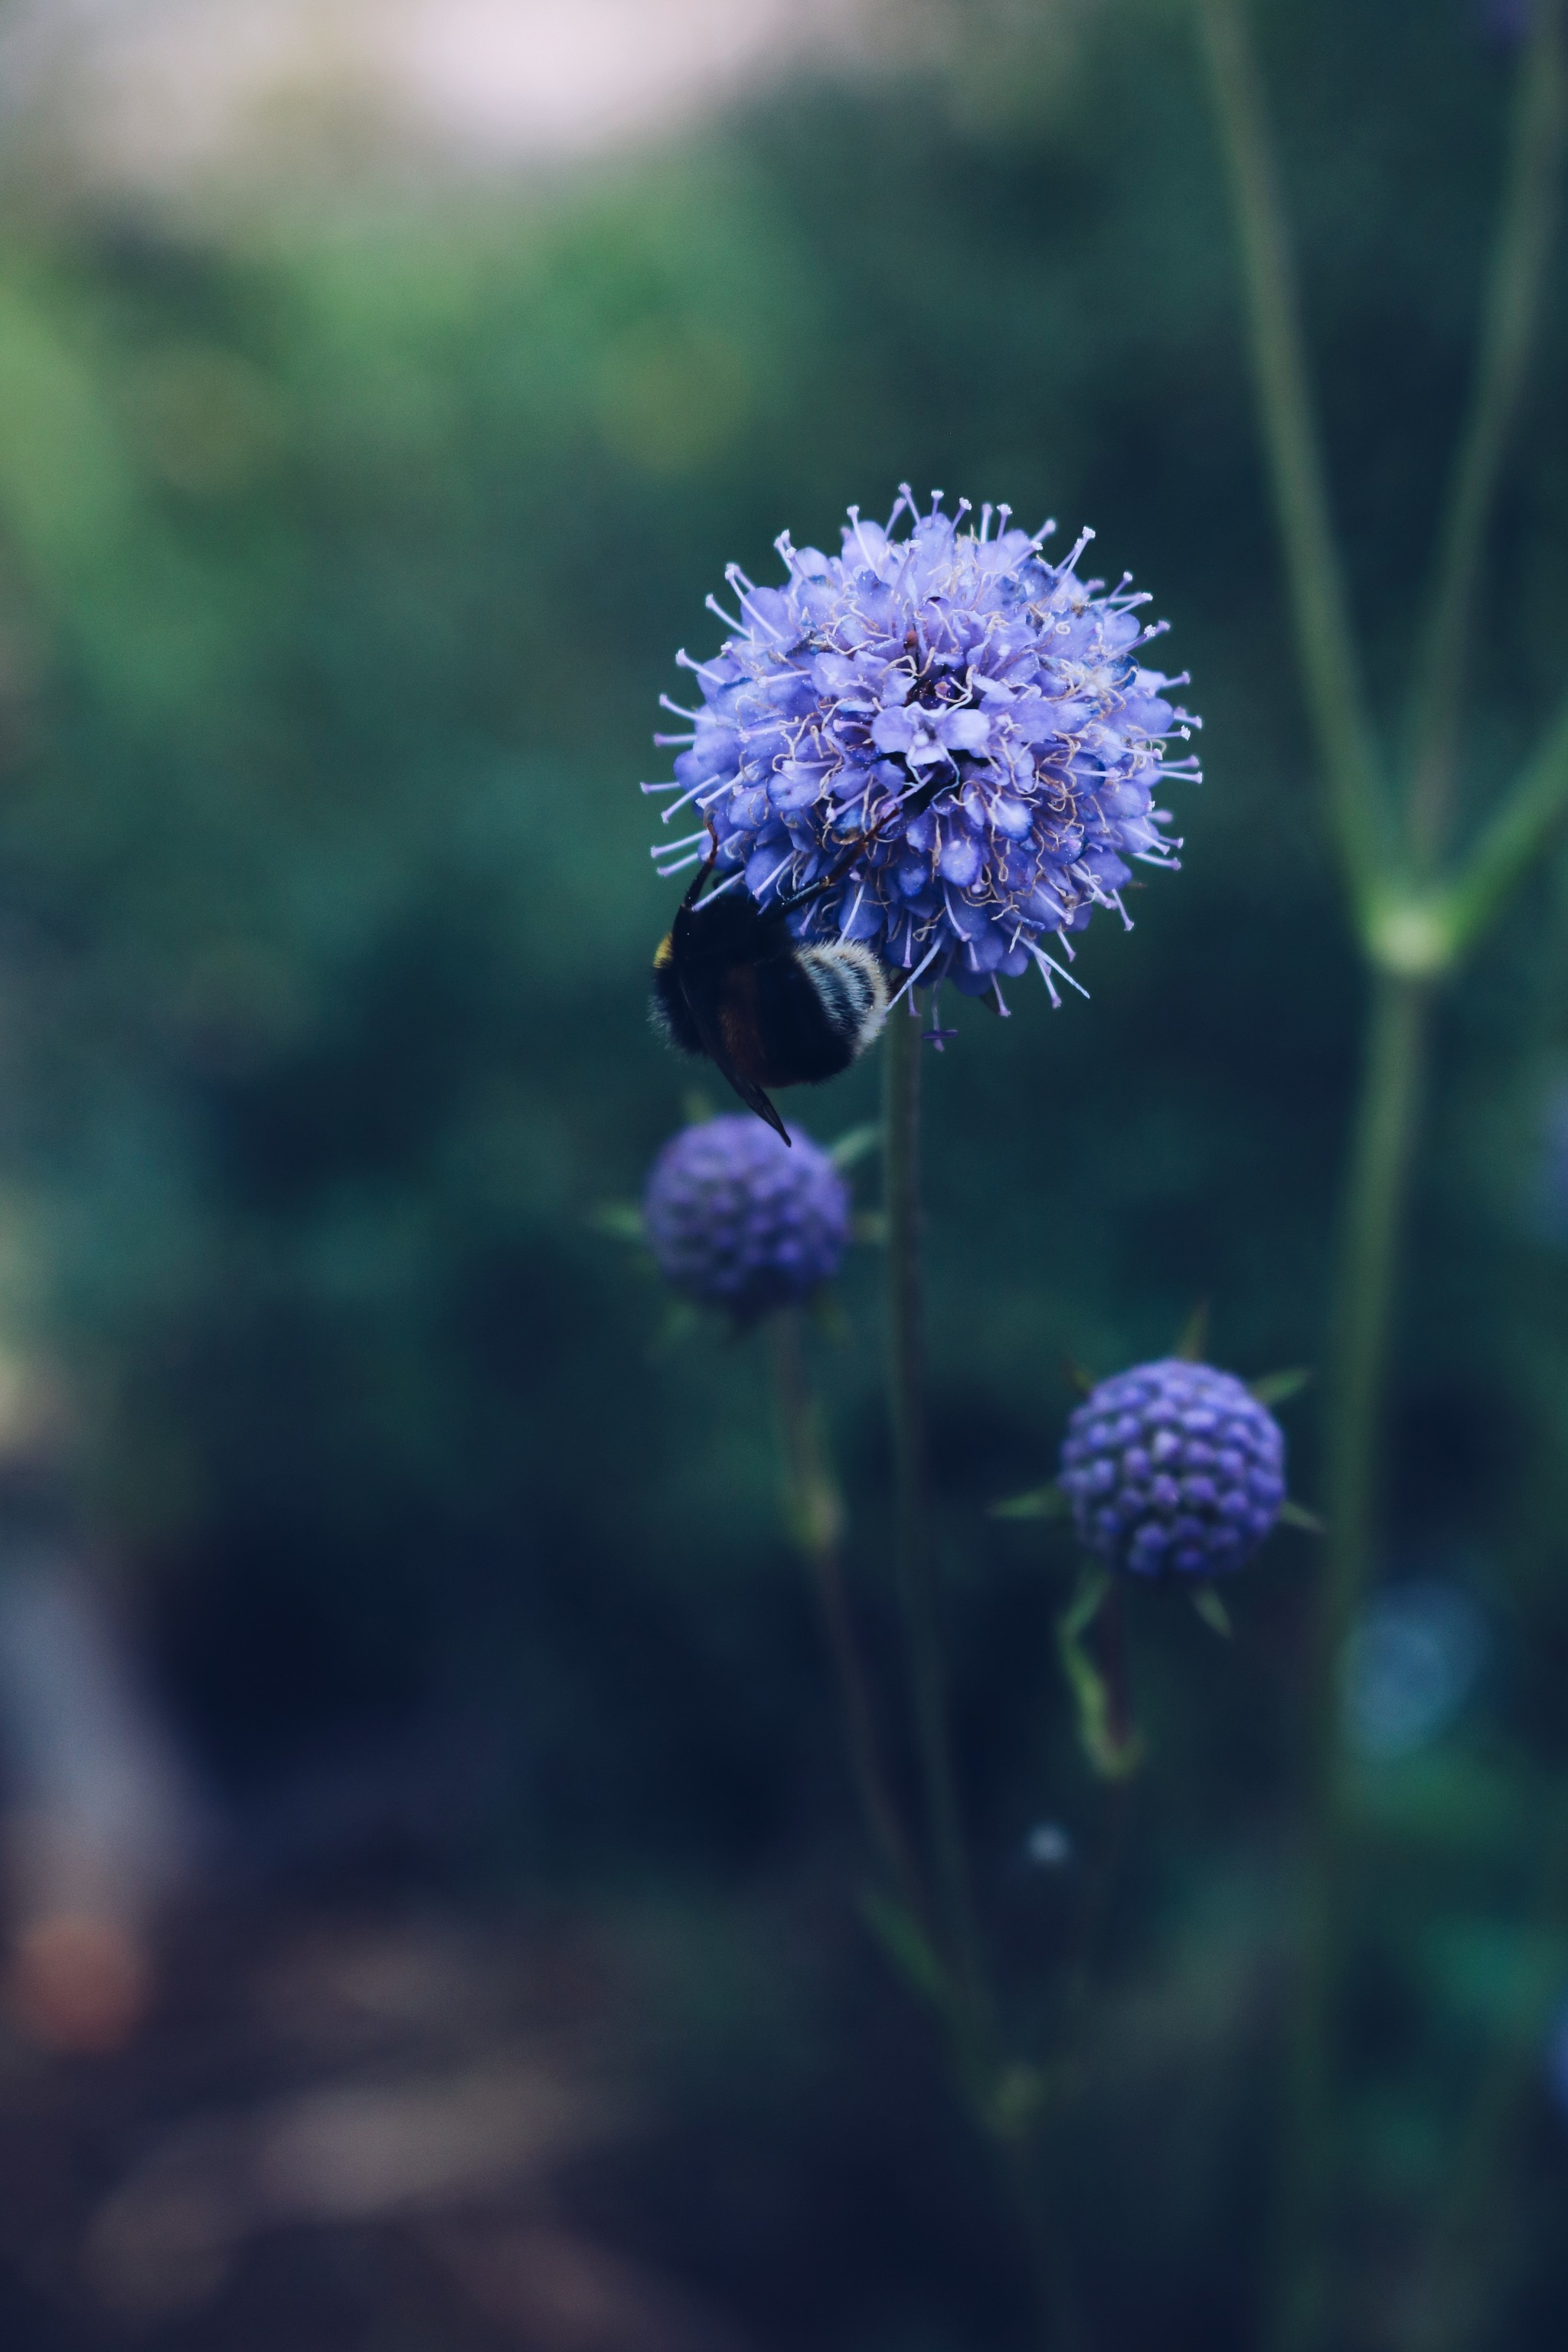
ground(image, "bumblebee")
xmin=652 ymin=832 xmax=890 ymax=1144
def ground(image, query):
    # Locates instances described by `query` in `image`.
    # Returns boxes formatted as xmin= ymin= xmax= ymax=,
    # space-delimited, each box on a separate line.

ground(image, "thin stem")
xmin=768 ymin=1307 xmax=924 ymax=1915
xmin=1098 ymin=1580 xmax=1133 ymax=1762
xmin=1063 ymin=1774 xmax=1135 ymax=2038
xmin=1001 ymin=2135 xmax=1086 ymax=2352
xmin=1442 ymin=674 xmax=1568 ymax=958
xmin=880 ymin=1011 xmax=1079 ymax=2349
xmin=1405 ymin=0 xmax=1566 ymax=863
xmin=1196 ymin=0 xmax=1389 ymax=922
xmin=1322 ymin=973 xmax=1432 ymax=1744
xmin=882 ymin=1005 xmax=987 ymax=2031
xmin=1269 ymin=972 xmax=1434 ymax=2352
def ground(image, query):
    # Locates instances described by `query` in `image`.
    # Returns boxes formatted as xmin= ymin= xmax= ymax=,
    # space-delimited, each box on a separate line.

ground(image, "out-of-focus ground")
xmin=0 ymin=1895 xmax=694 ymax=2352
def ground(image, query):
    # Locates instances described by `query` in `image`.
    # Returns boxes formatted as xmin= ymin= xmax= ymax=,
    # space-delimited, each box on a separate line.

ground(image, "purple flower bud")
xmin=642 ymin=1116 xmax=851 ymax=1323
xmin=645 ymin=489 xmax=1198 ymax=1016
xmin=1059 ymin=1359 xmax=1287 ymax=1577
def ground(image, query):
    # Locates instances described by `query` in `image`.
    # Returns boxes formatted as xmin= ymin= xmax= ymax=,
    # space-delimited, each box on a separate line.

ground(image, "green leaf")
xmin=1057 ymin=1566 xmax=1145 ymax=1782
xmin=586 ymin=1202 xmax=645 ymax=1243
xmin=1250 ymin=1366 xmax=1313 ymax=1407
xmin=1063 ymin=1356 xmax=1096 ymax=1396
xmin=828 ymin=1121 xmax=881 ymax=1171
xmin=988 ymin=1482 xmax=1070 ymax=1522
xmin=852 ymin=1210 xmax=889 ymax=1248
xmin=681 ymin=1086 xmax=718 ymax=1126
xmin=858 ymin=1889 xmax=952 ymax=2018
xmin=1279 ymin=1498 xmax=1326 ymax=1534
xmin=1173 ymin=1299 xmax=1210 ymax=1362
xmin=1192 ymin=1586 xmax=1234 ymax=1638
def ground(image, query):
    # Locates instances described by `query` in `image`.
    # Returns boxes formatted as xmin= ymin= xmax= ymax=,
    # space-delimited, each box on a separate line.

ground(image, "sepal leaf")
xmin=1192 ymin=1586 xmax=1234 ymax=1638
xmin=1250 ymin=1367 xmax=1313 ymax=1406
xmin=858 ymin=1889 xmax=954 ymax=2022
xmin=989 ymin=1481 xmax=1070 ymax=1523
xmin=1174 ymin=1300 xmax=1210 ymax=1362
xmin=1057 ymin=1566 xmax=1145 ymax=1781
xmin=829 ymin=1122 xmax=882 ymax=1171
xmin=587 ymin=1202 xmax=645 ymax=1242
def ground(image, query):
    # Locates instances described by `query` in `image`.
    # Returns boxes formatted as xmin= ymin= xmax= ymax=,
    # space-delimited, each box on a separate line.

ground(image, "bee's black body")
xmin=652 ymin=861 xmax=888 ymax=1142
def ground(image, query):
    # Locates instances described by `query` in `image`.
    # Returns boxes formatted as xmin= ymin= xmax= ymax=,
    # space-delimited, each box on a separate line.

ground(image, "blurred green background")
xmin=1 ymin=1 xmax=1567 ymax=2346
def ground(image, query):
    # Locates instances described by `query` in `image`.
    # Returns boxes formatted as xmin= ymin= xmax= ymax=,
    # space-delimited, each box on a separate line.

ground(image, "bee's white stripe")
xmin=798 ymin=944 xmax=889 ymax=1054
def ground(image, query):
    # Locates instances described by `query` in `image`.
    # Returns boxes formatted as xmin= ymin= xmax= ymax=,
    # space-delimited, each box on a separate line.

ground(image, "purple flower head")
xmin=642 ymin=1115 xmax=851 ymax=1322
xmin=1060 ymin=1358 xmax=1286 ymax=1578
xmin=645 ymin=488 xmax=1198 ymax=1011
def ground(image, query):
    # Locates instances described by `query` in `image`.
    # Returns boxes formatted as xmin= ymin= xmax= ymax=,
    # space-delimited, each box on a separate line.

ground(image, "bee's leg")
xmin=717 ymin=1060 xmax=791 ymax=1144
xmin=681 ymin=817 xmax=723 ymax=910
xmin=773 ymin=774 xmax=952 ymax=923
xmin=773 ymin=834 xmax=873 ymax=920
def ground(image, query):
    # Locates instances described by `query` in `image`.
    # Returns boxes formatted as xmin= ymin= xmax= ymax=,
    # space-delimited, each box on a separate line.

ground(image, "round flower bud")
xmin=1059 ymin=1357 xmax=1286 ymax=1578
xmin=642 ymin=1116 xmax=851 ymax=1322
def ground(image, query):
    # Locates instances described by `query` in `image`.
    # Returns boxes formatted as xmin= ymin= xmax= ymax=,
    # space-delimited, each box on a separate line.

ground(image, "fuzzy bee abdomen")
xmin=721 ymin=944 xmax=888 ymax=1089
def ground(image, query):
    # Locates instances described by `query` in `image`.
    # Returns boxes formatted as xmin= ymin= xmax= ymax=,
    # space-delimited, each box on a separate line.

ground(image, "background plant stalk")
xmin=1271 ymin=969 xmax=1432 ymax=2352
xmin=1197 ymin=0 xmax=1568 ymax=2338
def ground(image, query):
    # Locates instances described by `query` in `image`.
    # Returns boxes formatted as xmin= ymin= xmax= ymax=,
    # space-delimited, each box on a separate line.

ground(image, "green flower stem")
xmin=1269 ymin=969 xmax=1434 ymax=2352
xmin=768 ymin=1305 xmax=923 ymax=1915
xmin=1057 ymin=1566 xmax=1145 ymax=1784
xmin=1195 ymin=0 xmax=1389 ymax=922
xmin=883 ymin=1007 xmax=1078 ymax=2350
xmin=1321 ymin=973 xmax=1432 ymax=1699
xmin=1406 ymin=0 xmax=1566 ymax=863
xmin=882 ymin=1004 xmax=987 ymax=2027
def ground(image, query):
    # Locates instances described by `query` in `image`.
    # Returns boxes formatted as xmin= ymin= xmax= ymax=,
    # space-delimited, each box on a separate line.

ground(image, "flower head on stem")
xmin=646 ymin=488 xmax=1199 ymax=1014
xmin=1060 ymin=1357 xmax=1288 ymax=1579
xmin=642 ymin=1114 xmax=850 ymax=1327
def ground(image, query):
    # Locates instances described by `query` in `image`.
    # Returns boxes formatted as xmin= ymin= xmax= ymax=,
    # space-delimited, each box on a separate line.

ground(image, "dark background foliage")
xmin=1 ymin=1 xmax=1567 ymax=2345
